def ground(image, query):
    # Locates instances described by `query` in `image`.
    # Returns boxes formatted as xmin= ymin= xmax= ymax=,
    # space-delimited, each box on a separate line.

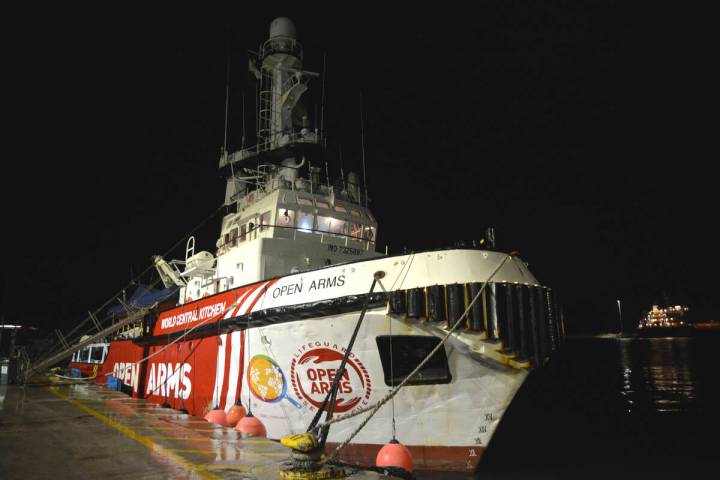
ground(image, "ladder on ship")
xmin=21 ymin=306 xmax=153 ymax=383
xmin=258 ymin=69 xmax=274 ymax=145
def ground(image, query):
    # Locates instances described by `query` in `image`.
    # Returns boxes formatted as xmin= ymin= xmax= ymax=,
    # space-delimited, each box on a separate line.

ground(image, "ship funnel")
xmin=270 ymin=17 xmax=296 ymax=39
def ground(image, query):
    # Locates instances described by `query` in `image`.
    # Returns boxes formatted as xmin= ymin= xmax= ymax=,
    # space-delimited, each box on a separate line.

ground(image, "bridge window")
xmin=298 ymin=197 xmax=313 ymax=206
xmin=375 ymin=335 xmax=452 ymax=386
xmin=317 ymin=216 xmax=347 ymax=236
xmin=316 ymin=200 xmax=329 ymax=209
xmin=259 ymin=211 xmax=271 ymax=232
xmin=90 ymin=346 xmax=104 ymax=362
xmin=334 ymin=205 xmax=347 ymax=213
xmin=350 ymin=223 xmax=363 ymax=239
xmin=297 ymin=211 xmax=314 ymax=232
xmin=239 ymin=224 xmax=247 ymax=242
xmin=363 ymin=226 xmax=376 ymax=241
xmin=350 ymin=209 xmax=361 ymax=217
xmin=77 ymin=348 xmax=89 ymax=363
xmin=277 ymin=209 xmax=295 ymax=229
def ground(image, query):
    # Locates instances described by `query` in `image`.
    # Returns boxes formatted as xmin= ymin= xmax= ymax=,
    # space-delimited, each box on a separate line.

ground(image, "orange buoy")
xmin=376 ymin=438 xmax=414 ymax=472
xmin=225 ymin=401 xmax=247 ymax=427
xmin=204 ymin=407 xmax=227 ymax=426
xmin=235 ymin=411 xmax=267 ymax=437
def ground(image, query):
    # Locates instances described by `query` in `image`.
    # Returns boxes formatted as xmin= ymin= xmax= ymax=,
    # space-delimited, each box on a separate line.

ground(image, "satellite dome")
xmin=269 ymin=17 xmax=296 ymax=39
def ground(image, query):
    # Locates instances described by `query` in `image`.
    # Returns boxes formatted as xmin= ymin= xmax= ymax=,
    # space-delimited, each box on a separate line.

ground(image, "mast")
xmin=219 ymin=17 xmax=320 ymax=204
xmin=258 ymin=17 xmax=303 ymax=149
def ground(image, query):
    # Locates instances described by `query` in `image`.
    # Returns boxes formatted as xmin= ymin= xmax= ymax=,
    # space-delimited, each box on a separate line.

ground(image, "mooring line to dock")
xmin=46 ymin=386 xmax=221 ymax=480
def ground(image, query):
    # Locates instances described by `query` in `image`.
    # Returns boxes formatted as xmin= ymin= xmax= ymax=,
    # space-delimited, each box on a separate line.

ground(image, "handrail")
xmin=260 ymin=36 xmax=303 ymax=60
xmin=222 ymin=130 xmax=321 ymax=167
xmin=233 ymin=178 xmax=369 ymax=210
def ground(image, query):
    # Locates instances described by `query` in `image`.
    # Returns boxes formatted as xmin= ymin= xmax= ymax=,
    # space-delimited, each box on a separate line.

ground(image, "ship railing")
xmin=261 ymin=36 xmax=303 ymax=60
xmin=386 ymin=282 xmax=566 ymax=370
xmin=234 ymin=175 xmax=367 ymax=210
xmin=221 ymin=130 xmax=321 ymax=168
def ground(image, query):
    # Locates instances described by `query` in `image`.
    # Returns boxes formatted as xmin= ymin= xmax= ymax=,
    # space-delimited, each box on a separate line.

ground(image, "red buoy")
xmin=376 ymin=438 xmax=414 ymax=472
xmin=235 ymin=411 xmax=267 ymax=437
xmin=225 ymin=401 xmax=247 ymax=427
xmin=204 ymin=407 xmax=227 ymax=426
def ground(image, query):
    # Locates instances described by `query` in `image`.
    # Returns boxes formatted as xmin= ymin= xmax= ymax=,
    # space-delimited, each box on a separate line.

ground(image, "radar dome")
xmin=269 ymin=17 xmax=296 ymax=39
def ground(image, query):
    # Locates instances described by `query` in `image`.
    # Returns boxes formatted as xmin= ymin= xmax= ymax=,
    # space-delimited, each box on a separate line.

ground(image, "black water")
xmin=424 ymin=336 xmax=720 ymax=479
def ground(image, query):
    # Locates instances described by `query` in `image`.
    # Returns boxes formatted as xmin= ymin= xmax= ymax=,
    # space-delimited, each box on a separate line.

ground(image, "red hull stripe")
xmin=245 ymin=279 xmax=280 ymax=314
xmin=223 ymin=330 xmax=245 ymax=409
xmin=236 ymin=281 xmax=267 ymax=316
xmin=211 ymin=334 xmax=227 ymax=408
xmin=226 ymin=284 xmax=259 ymax=319
xmin=218 ymin=332 xmax=234 ymax=409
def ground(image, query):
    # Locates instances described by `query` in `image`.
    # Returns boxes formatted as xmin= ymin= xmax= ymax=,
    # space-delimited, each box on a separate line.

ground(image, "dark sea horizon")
xmin=420 ymin=335 xmax=720 ymax=479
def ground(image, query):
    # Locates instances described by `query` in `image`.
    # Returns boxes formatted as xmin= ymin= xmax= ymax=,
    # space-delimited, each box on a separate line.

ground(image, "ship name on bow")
xmin=272 ymin=274 xmax=345 ymax=299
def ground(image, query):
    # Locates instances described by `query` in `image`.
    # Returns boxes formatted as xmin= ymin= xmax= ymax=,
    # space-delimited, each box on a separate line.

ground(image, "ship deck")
xmin=0 ymin=379 xmax=377 ymax=479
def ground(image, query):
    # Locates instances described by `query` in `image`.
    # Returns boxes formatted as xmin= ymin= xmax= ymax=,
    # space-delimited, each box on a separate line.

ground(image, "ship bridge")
xmin=177 ymin=160 xmax=381 ymax=304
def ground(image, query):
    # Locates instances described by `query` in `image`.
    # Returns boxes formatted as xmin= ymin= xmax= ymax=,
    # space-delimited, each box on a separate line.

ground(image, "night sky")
xmin=3 ymin=3 xmax=715 ymax=336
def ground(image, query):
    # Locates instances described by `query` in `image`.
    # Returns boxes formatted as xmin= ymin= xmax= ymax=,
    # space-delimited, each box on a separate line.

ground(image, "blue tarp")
xmin=106 ymin=284 xmax=179 ymax=315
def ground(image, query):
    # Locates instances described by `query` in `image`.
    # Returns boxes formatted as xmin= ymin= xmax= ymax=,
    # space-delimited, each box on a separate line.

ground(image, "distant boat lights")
xmin=638 ymin=305 xmax=689 ymax=329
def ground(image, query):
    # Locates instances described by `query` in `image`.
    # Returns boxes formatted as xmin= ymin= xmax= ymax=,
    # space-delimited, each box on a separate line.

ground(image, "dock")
xmin=0 ymin=379 xmax=377 ymax=479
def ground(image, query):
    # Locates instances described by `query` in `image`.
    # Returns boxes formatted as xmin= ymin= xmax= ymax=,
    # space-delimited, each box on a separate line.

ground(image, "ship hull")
xmin=98 ymin=311 xmax=526 ymax=471
xmin=95 ymin=249 xmax=557 ymax=471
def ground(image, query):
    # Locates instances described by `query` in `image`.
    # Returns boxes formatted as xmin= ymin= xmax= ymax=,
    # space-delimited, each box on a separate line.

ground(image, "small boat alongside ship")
xmin=54 ymin=17 xmax=564 ymax=472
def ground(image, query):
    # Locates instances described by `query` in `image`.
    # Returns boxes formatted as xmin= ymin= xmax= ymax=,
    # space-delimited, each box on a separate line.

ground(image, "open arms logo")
xmin=290 ymin=343 xmax=372 ymax=413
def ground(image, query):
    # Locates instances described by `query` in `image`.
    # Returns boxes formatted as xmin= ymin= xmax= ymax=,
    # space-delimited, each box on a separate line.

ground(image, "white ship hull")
xmin=242 ymin=308 xmax=527 ymax=471
xmin=100 ymin=249 xmax=560 ymax=471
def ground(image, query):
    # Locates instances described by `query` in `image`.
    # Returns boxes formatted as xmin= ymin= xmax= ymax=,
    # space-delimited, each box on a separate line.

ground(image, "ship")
xmin=637 ymin=304 xmax=720 ymax=338
xmin=64 ymin=17 xmax=563 ymax=472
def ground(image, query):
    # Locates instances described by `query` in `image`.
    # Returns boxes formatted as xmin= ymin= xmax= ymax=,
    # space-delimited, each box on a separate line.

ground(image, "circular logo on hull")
xmin=248 ymin=355 xmax=285 ymax=403
xmin=247 ymin=354 xmax=301 ymax=408
xmin=290 ymin=344 xmax=372 ymax=413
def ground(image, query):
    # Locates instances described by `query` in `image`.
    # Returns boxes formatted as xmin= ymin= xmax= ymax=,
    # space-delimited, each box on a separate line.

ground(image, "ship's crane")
xmin=152 ymin=255 xmax=186 ymax=288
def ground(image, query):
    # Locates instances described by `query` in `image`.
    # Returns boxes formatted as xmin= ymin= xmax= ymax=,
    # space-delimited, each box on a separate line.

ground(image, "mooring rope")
xmin=319 ymin=253 xmax=514 ymax=464
xmin=307 ymin=273 xmax=382 ymax=442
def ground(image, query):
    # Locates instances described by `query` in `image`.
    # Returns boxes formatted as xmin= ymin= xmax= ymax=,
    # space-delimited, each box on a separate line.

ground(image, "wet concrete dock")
xmin=0 ymin=380 xmax=376 ymax=479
